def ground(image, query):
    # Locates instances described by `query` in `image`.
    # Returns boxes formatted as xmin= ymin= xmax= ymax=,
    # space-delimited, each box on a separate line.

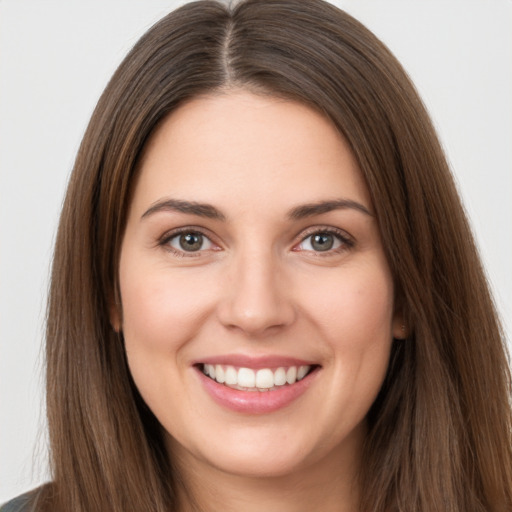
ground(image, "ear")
xmin=392 ymin=312 xmax=408 ymax=340
xmin=391 ymin=290 xmax=409 ymax=340
xmin=109 ymin=288 xmax=123 ymax=333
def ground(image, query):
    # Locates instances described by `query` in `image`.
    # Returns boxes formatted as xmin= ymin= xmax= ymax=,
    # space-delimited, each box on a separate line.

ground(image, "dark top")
xmin=0 ymin=493 xmax=32 ymax=512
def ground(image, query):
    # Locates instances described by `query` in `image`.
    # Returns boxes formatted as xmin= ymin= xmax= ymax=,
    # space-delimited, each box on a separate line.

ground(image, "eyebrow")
xmin=141 ymin=198 xmax=226 ymax=221
xmin=287 ymin=199 xmax=373 ymax=219
xmin=141 ymin=197 xmax=372 ymax=222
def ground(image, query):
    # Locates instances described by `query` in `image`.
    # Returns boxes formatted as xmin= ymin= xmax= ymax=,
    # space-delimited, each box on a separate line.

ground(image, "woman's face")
xmin=114 ymin=91 xmax=403 ymax=480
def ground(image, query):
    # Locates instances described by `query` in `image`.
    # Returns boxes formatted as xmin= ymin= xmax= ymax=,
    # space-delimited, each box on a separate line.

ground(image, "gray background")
xmin=1 ymin=0 xmax=511 ymax=502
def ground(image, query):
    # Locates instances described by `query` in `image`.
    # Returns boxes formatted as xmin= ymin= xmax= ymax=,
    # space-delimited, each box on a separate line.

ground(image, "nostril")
xmin=217 ymin=302 xmax=296 ymax=337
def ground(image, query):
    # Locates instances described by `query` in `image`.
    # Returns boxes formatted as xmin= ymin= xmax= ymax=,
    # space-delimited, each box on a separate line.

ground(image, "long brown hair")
xmin=37 ymin=1 xmax=511 ymax=510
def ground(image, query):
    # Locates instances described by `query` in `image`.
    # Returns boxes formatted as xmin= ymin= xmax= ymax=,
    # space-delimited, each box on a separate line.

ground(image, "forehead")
xmin=132 ymin=91 xmax=371 ymax=216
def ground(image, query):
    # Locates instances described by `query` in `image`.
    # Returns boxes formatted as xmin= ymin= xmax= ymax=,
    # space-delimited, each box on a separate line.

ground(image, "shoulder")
xmin=1 ymin=493 xmax=33 ymax=512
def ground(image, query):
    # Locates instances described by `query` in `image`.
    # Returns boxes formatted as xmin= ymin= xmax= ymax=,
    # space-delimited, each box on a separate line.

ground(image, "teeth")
xmin=215 ymin=364 xmax=225 ymax=383
xmin=202 ymin=364 xmax=312 ymax=390
xmin=297 ymin=365 xmax=309 ymax=380
xmin=255 ymin=369 xmax=274 ymax=388
xmin=274 ymin=367 xmax=287 ymax=386
xmin=238 ymin=367 xmax=256 ymax=387
xmin=286 ymin=366 xmax=297 ymax=384
xmin=225 ymin=366 xmax=237 ymax=385
xmin=207 ymin=364 xmax=216 ymax=379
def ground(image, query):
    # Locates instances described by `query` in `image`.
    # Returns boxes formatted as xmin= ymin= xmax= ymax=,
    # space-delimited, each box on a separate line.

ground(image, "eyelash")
xmin=158 ymin=226 xmax=354 ymax=257
xmin=294 ymin=226 xmax=354 ymax=257
xmin=158 ymin=227 xmax=218 ymax=257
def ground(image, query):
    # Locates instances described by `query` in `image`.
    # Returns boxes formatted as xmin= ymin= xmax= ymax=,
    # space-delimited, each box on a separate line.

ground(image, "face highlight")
xmin=114 ymin=91 xmax=403 ymax=484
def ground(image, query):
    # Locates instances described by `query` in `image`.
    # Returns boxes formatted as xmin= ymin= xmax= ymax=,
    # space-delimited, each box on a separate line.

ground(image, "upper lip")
xmin=193 ymin=354 xmax=318 ymax=369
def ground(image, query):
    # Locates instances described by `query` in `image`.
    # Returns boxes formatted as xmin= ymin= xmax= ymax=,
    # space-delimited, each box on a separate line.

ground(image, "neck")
xmin=170 ymin=428 xmax=364 ymax=512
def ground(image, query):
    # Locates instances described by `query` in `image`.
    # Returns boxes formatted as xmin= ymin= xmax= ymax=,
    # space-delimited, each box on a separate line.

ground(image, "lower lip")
xmin=196 ymin=367 xmax=319 ymax=414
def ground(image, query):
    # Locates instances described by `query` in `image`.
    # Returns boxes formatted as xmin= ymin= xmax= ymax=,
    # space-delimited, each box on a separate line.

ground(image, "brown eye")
xmin=180 ymin=233 xmax=203 ymax=251
xmin=168 ymin=231 xmax=212 ymax=253
xmin=295 ymin=229 xmax=352 ymax=254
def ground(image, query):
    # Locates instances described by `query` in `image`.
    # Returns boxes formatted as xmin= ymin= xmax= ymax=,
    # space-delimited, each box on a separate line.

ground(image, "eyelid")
xmin=158 ymin=226 xmax=221 ymax=255
xmin=156 ymin=224 xmax=354 ymax=257
xmin=292 ymin=225 xmax=354 ymax=253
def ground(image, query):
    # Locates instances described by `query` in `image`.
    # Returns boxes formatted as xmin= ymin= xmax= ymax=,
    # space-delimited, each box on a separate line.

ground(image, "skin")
xmin=113 ymin=91 xmax=404 ymax=512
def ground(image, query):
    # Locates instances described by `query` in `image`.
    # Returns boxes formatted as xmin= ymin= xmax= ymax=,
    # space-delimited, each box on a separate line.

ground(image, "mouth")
xmin=198 ymin=363 xmax=317 ymax=392
xmin=194 ymin=359 xmax=320 ymax=414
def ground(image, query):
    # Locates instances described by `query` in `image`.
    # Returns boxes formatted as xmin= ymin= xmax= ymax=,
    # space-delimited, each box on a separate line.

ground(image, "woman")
xmin=2 ymin=0 xmax=511 ymax=511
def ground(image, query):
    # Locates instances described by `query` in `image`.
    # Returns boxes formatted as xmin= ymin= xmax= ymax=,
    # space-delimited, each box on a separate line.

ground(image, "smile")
xmin=201 ymin=364 xmax=313 ymax=391
xmin=195 ymin=358 xmax=320 ymax=414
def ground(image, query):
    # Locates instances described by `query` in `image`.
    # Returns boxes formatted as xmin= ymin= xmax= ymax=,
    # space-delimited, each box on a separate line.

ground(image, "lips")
xmin=194 ymin=356 xmax=320 ymax=414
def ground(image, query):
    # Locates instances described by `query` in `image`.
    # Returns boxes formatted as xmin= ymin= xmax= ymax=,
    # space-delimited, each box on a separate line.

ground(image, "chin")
xmin=204 ymin=445 xmax=313 ymax=479
xmin=166 ymin=423 xmax=322 ymax=479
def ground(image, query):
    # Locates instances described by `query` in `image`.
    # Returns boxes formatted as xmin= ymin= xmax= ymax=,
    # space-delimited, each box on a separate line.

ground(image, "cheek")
xmin=120 ymin=265 xmax=210 ymax=342
xmin=118 ymin=262 xmax=216 ymax=412
xmin=300 ymin=261 xmax=394 ymax=390
xmin=301 ymin=265 xmax=394 ymax=425
xmin=300 ymin=263 xmax=394 ymax=345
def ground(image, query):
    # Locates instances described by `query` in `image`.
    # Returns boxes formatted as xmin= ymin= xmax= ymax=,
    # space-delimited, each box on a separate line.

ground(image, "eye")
xmin=295 ymin=229 xmax=352 ymax=253
xmin=167 ymin=231 xmax=214 ymax=253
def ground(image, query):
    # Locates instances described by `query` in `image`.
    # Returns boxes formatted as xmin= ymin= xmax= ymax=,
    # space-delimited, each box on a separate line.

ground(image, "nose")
xmin=216 ymin=249 xmax=296 ymax=337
